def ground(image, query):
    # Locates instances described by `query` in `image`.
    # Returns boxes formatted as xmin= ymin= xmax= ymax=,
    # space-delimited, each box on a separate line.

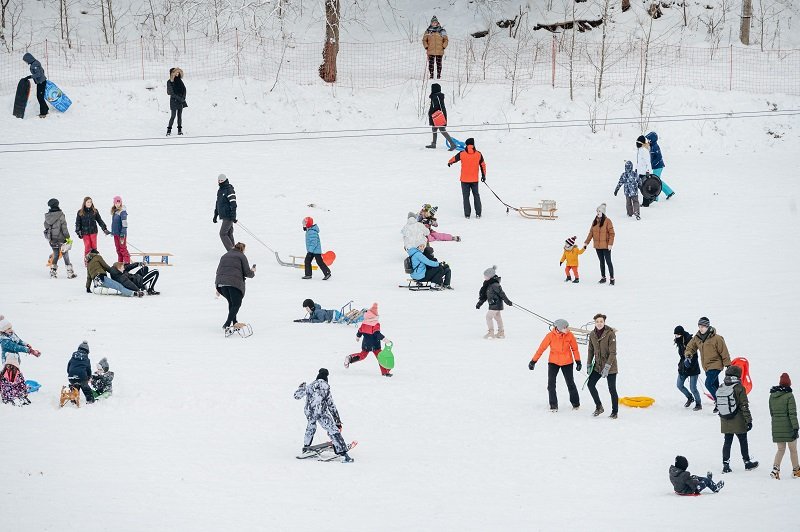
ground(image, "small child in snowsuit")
xmin=1 ymin=354 xmax=31 ymax=406
xmin=476 ymin=265 xmax=512 ymax=339
xmin=345 ymin=303 xmax=392 ymax=376
xmin=418 ymin=204 xmax=460 ymax=242
xmin=559 ymin=236 xmax=585 ymax=283
xmin=67 ymin=341 xmax=95 ymax=404
xmin=90 ymin=357 xmax=114 ymax=398
xmin=294 ymin=298 xmax=343 ymax=323
xmin=302 ymin=216 xmax=331 ymax=280
xmin=614 ymin=160 xmax=641 ymax=219
xmin=669 ymin=455 xmax=724 ymax=495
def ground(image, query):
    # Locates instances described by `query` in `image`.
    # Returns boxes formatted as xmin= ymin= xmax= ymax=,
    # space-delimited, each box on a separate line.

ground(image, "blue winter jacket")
xmin=309 ymin=304 xmax=335 ymax=323
xmin=23 ymin=53 xmax=46 ymax=84
xmin=407 ymin=247 xmax=438 ymax=281
xmin=111 ymin=207 xmax=128 ymax=237
xmin=645 ymin=132 xmax=664 ymax=169
xmin=0 ymin=334 xmax=30 ymax=365
xmin=615 ymin=161 xmax=640 ymax=197
xmin=305 ymin=225 xmax=322 ymax=254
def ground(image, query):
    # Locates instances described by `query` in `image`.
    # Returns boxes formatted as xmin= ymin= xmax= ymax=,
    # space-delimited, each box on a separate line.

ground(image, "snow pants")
xmin=651 ymin=168 xmax=674 ymax=200
xmin=304 ymin=253 xmax=331 ymax=277
xmin=774 ymin=440 xmax=799 ymax=470
xmin=139 ymin=269 xmax=159 ymax=292
xmin=304 ymin=414 xmax=348 ymax=454
xmin=219 ymin=219 xmax=235 ymax=251
xmin=677 ymin=373 xmax=702 ymax=405
xmin=50 ymin=242 xmax=72 ymax=267
xmin=547 ymin=363 xmax=580 ymax=409
xmin=461 ymin=182 xmax=482 ymax=218
xmin=35 ymin=81 xmax=48 ymax=116
xmin=428 ymin=55 xmax=443 ymax=78
xmin=722 ymin=432 xmax=751 ymax=462
xmin=595 ymin=249 xmax=614 ymax=279
xmin=0 ymin=370 xmax=27 ymax=404
xmin=421 ymin=264 xmax=451 ymax=287
xmin=587 ymin=371 xmax=618 ymax=414
xmin=69 ymin=377 xmax=95 ymax=404
xmin=565 ymin=265 xmax=579 ymax=280
xmin=82 ymin=234 xmax=98 ymax=258
xmin=114 ymin=235 xmax=130 ymax=264
xmin=625 ymin=195 xmax=640 ymax=217
xmin=429 ymin=229 xmax=454 ymax=241
xmin=349 ymin=349 xmax=391 ymax=375
xmin=217 ymin=286 xmax=243 ymax=328
xmin=485 ymin=310 xmax=504 ymax=332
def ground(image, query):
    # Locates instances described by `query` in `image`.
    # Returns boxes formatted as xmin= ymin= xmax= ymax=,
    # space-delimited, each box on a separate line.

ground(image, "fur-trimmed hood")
xmin=169 ymin=67 xmax=184 ymax=81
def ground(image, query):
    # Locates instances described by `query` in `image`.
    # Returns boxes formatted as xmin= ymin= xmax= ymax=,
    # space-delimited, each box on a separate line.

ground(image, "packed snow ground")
xmin=1 ymin=79 xmax=799 ymax=530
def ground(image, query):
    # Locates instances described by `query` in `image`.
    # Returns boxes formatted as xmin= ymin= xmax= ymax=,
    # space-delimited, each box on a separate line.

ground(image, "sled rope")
xmin=236 ymin=222 xmax=276 ymax=253
xmin=482 ymin=182 xmax=520 ymax=214
xmin=511 ymin=303 xmax=553 ymax=326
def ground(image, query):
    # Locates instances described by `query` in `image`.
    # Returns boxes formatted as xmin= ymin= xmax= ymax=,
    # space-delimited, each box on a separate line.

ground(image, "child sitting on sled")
xmin=1 ymin=353 xmax=31 ymax=406
xmin=418 ymin=204 xmax=461 ymax=242
xmin=669 ymin=455 xmax=723 ymax=495
xmin=345 ymin=303 xmax=392 ymax=377
xmin=559 ymin=236 xmax=585 ymax=283
xmin=90 ymin=357 xmax=114 ymax=398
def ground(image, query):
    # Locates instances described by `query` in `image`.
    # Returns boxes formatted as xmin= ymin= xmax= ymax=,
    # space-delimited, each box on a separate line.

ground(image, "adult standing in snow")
xmin=215 ymin=242 xmax=255 ymax=332
xmin=166 ymin=67 xmax=187 ymax=136
xmin=301 ymin=217 xmax=332 ymax=280
xmin=422 ymin=16 xmax=448 ymax=79
xmin=75 ymin=197 xmax=110 ymax=259
xmin=769 ymin=373 xmax=799 ymax=479
xmin=645 ymin=132 xmax=675 ymax=200
xmin=719 ymin=365 xmax=758 ymax=473
xmin=583 ymin=203 xmax=615 ymax=285
xmin=448 ymin=138 xmax=487 ymax=219
xmin=22 ymin=53 xmax=48 ymax=118
xmin=213 ymin=174 xmax=237 ymax=251
xmin=586 ymin=313 xmax=619 ymax=419
xmin=294 ymin=368 xmax=354 ymax=463
xmin=402 ymin=213 xmax=429 ymax=250
xmin=110 ymin=196 xmax=130 ymax=264
xmin=528 ymin=319 xmax=581 ymax=412
xmin=634 ymin=135 xmax=656 ymax=207
xmin=683 ymin=317 xmax=731 ymax=407
xmin=44 ymin=198 xmax=76 ymax=279
xmin=674 ymin=325 xmax=702 ymax=411
xmin=425 ymin=83 xmax=455 ymax=150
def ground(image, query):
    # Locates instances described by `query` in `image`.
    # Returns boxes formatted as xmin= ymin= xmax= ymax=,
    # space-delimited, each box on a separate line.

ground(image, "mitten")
xmin=213 ymin=215 xmax=218 ymax=223
xmin=683 ymin=358 xmax=692 ymax=368
xmin=481 ymin=177 xmax=486 ymax=183
xmin=507 ymin=301 xmax=512 ymax=306
xmin=103 ymin=229 xmax=110 ymax=235
xmin=475 ymin=302 xmax=481 ymax=309
xmin=614 ymin=190 xmax=619 ymax=196
xmin=233 ymin=219 xmax=238 ymax=223
xmin=28 ymin=348 xmax=41 ymax=357
xmin=746 ymin=422 xmax=753 ymax=432
xmin=447 ymin=162 xmax=452 ymax=167
xmin=559 ymin=262 xmax=563 ymax=266
xmin=601 ymin=363 xmax=611 ymax=378
xmin=575 ymin=360 xmax=582 ymax=372
xmin=528 ymin=360 xmax=536 ymax=371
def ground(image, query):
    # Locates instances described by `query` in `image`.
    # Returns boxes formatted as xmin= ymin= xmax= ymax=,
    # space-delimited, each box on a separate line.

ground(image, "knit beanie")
xmin=483 ymin=265 xmax=497 ymax=279
xmin=697 ymin=317 xmax=710 ymax=327
xmin=465 ymin=138 xmax=475 ymax=146
xmin=48 ymin=198 xmax=60 ymax=209
xmin=363 ymin=303 xmax=380 ymax=325
xmin=674 ymin=456 xmax=688 ymax=470
xmin=673 ymin=325 xmax=685 ymax=335
xmin=431 ymin=15 xmax=439 ymax=24
xmin=78 ymin=340 xmax=90 ymax=353
xmin=217 ymin=174 xmax=227 ymax=183
xmin=0 ymin=318 xmax=12 ymax=332
xmin=316 ymin=368 xmax=329 ymax=382
xmin=636 ymin=135 xmax=647 ymax=147
xmin=596 ymin=203 xmax=606 ymax=215
xmin=553 ymin=319 xmax=569 ymax=331
xmin=98 ymin=357 xmax=109 ymax=373
xmin=565 ymin=236 xmax=576 ymax=247
xmin=779 ymin=372 xmax=791 ymax=387
xmin=113 ymin=195 xmax=122 ymax=204
xmin=302 ymin=298 xmax=315 ymax=310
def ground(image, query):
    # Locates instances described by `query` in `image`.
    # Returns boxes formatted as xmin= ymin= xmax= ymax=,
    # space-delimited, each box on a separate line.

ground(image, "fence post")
xmin=729 ymin=44 xmax=733 ymax=91
xmin=551 ymin=34 xmax=556 ymax=88
xmin=140 ymin=36 xmax=145 ymax=81
xmin=236 ymin=28 xmax=241 ymax=77
xmin=45 ymin=39 xmax=49 ymax=73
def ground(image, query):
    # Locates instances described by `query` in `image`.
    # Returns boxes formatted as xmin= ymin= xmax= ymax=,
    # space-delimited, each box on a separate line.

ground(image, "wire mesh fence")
xmin=2 ymin=31 xmax=798 ymax=96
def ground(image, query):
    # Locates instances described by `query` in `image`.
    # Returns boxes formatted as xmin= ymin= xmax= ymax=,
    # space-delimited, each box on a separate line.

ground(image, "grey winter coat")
xmin=44 ymin=209 xmax=70 ymax=245
xmin=23 ymin=53 xmax=46 ymax=84
xmin=214 ymin=249 xmax=254 ymax=295
xmin=669 ymin=466 xmax=700 ymax=495
xmin=294 ymin=379 xmax=341 ymax=422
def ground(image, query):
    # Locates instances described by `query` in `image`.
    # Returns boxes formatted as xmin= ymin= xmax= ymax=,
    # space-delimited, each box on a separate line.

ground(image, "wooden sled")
xmin=275 ymin=251 xmax=336 ymax=270
xmin=225 ymin=322 xmax=253 ymax=338
xmin=59 ymin=385 xmax=80 ymax=408
xmin=518 ymin=200 xmax=558 ymax=220
xmin=129 ymin=252 xmax=174 ymax=266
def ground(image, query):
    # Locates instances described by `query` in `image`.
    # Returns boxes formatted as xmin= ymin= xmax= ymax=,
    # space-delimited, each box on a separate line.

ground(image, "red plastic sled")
xmin=431 ymin=110 xmax=446 ymax=127
xmin=731 ymin=357 xmax=752 ymax=394
xmin=674 ymin=492 xmax=700 ymax=497
xmin=322 ymin=250 xmax=336 ymax=266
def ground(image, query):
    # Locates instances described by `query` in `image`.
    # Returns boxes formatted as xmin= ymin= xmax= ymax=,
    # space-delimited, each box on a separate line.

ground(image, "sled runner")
xmin=335 ymin=301 xmax=366 ymax=325
xmin=59 ymin=385 xmax=81 ymax=408
xmin=296 ymin=440 xmax=358 ymax=460
xmin=13 ymin=77 xmax=30 ymax=119
xmin=400 ymin=279 xmax=437 ymax=291
xmin=518 ymin=200 xmax=558 ymax=220
xmin=129 ymin=252 xmax=174 ymax=267
xmin=225 ymin=323 xmax=253 ymax=338
xmin=274 ymin=250 xmax=336 ymax=270
xmin=44 ymin=80 xmax=72 ymax=112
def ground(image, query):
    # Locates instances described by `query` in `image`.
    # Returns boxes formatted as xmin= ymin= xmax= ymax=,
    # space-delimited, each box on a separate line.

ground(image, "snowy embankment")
xmin=1 ymin=79 xmax=798 ymax=531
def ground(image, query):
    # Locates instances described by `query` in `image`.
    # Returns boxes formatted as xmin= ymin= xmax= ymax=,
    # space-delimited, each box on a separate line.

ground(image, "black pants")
xmin=430 ymin=126 xmax=453 ymax=147
xmin=304 ymin=253 xmax=331 ymax=277
xmin=69 ymin=377 xmax=95 ymax=403
xmin=36 ymin=81 xmax=48 ymax=116
xmin=547 ymin=363 xmax=580 ymax=409
xmin=461 ymin=182 xmax=482 ymax=217
xmin=218 ymin=286 xmax=244 ymax=327
xmin=140 ymin=270 xmax=159 ymax=291
xmin=587 ymin=371 xmax=618 ymax=414
xmin=422 ymin=265 xmax=451 ymax=287
xmin=168 ymin=107 xmax=183 ymax=129
xmin=428 ymin=55 xmax=443 ymax=78
xmin=595 ymin=248 xmax=614 ymax=279
xmin=722 ymin=433 xmax=751 ymax=462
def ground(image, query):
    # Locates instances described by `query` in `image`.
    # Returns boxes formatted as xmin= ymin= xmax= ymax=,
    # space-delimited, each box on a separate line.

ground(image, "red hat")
xmin=303 ymin=217 xmax=314 ymax=229
xmin=779 ymin=373 xmax=791 ymax=387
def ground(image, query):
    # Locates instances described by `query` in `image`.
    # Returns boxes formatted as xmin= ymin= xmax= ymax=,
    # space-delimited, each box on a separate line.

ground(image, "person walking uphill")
xmin=718 ymin=365 xmax=758 ymax=473
xmin=684 ymin=317 xmax=731 ymax=407
xmin=213 ymin=174 xmax=237 ymax=251
xmin=302 ymin=217 xmax=331 ymax=280
xmin=586 ymin=313 xmax=619 ymax=418
xmin=294 ymin=368 xmax=354 ymax=463
xmin=448 ymin=138 xmax=487 ymax=219
xmin=22 ymin=53 xmax=48 ymax=118
xmin=215 ymin=242 xmax=255 ymax=333
xmin=166 ymin=67 xmax=187 ymax=136
xmin=425 ymin=83 xmax=455 ymax=150
xmin=44 ymin=198 xmax=76 ymax=279
xmin=674 ymin=325 xmax=702 ymax=411
xmin=529 ymin=319 xmax=581 ymax=412
xmin=769 ymin=373 xmax=799 ymax=479
xmin=110 ymin=196 xmax=130 ymax=264
xmin=584 ymin=204 xmax=615 ymax=284
xmin=422 ymin=16 xmax=448 ymax=79
xmin=645 ymin=132 xmax=675 ymax=200
xmin=476 ymin=265 xmax=512 ymax=339
xmin=75 ymin=197 xmax=110 ymax=258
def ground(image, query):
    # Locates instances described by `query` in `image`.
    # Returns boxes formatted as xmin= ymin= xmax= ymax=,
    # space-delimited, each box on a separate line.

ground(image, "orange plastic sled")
xmin=731 ymin=357 xmax=752 ymax=394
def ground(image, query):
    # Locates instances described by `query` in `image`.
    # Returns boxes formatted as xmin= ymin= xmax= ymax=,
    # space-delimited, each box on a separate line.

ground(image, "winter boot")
xmin=712 ymin=480 xmax=724 ymax=492
xmin=684 ymin=397 xmax=694 ymax=408
xmin=342 ymin=453 xmax=355 ymax=463
xmin=344 ymin=355 xmax=352 ymax=368
xmin=572 ymin=278 xmax=579 ymax=283
xmin=383 ymin=373 xmax=393 ymax=377
xmin=301 ymin=275 xmax=312 ymax=280
xmin=50 ymin=266 xmax=57 ymax=279
xmin=565 ymin=275 xmax=572 ymax=282
xmin=609 ymin=278 xmax=615 ymax=286
xmin=177 ymin=127 xmax=183 ymax=136
xmin=770 ymin=466 xmax=780 ymax=479
xmin=147 ymin=289 xmax=160 ymax=295
xmin=495 ymin=329 xmax=505 ymax=339
xmin=135 ymin=291 xmax=145 ymax=297
xmin=483 ymin=329 xmax=495 ymax=339
xmin=550 ymin=407 xmax=558 ymax=413
xmin=166 ymin=127 xmax=172 ymax=136
xmin=592 ymin=406 xmax=605 ymax=417
xmin=793 ymin=467 xmax=800 ymax=478
xmin=323 ymin=273 xmax=332 ymax=280
xmin=66 ymin=265 xmax=77 ymax=279
xmin=693 ymin=404 xmax=702 ymax=411
xmin=610 ymin=412 xmax=618 ymax=419
xmin=722 ymin=461 xmax=732 ymax=473
xmin=426 ymin=132 xmax=437 ymax=149
xmin=744 ymin=460 xmax=759 ymax=471
xmin=598 ymin=278 xmax=607 ymax=284
xmin=453 ymin=236 xmax=461 ymax=242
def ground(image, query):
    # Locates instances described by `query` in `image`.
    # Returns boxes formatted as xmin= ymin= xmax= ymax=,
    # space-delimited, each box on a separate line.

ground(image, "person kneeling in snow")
xmin=91 ymin=357 xmax=114 ymax=398
xmin=670 ymin=455 xmax=723 ymax=495
xmin=1 ymin=354 xmax=31 ymax=406
xmin=294 ymin=299 xmax=342 ymax=323
xmin=68 ymin=341 xmax=95 ymax=404
xmin=294 ymin=368 xmax=354 ymax=463
xmin=86 ymin=250 xmax=143 ymax=297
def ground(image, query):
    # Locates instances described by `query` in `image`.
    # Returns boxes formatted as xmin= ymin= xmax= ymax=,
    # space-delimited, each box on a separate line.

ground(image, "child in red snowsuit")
xmin=344 ymin=303 xmax=392 ymax=377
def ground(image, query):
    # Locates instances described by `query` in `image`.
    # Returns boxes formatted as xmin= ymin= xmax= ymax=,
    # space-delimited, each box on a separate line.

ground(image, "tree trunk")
xmin=622 ymin=0 xmax=630 ymax=12
xmin=319 ymin=0 xmax=340 ymax=83
xmin=740 ymin=0 xmax=752 ymax=45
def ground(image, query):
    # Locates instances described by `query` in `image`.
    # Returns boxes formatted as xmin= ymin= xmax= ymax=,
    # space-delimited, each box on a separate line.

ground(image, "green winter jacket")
xmin=719 ymin=377 xmax=751 ymax=435
xmin=85 ymin=251 xmax=113 ymax=290
xmin=769 ymin=387 xmax=799 ymax=443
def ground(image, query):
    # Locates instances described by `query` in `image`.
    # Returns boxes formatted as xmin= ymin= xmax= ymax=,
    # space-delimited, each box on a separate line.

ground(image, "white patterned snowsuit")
xmin=294 ymin=379 xmax=347 ymax=454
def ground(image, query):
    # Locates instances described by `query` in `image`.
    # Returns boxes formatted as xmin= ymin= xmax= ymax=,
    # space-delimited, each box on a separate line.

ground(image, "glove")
xmin=601 ymin=363 xmax=611 ymax=378
xmin=614 ymin=190 xmax=619 ymax=196
xmin=481 ymin=177 xmax=486 ymax=183
xmin=575 ymin=360 xmax=582 ymax=372
xmin=298 ymin=382 xmax=306 ymax=388
xmin=507 ymin=301 xmax=512 ymax=306
xmin=293 ymin=319 xmax=303 ymax=323
xmin=213 ymin=215 xmax=218 ymax=223
xmin=475 ymin=302 xmax=481 ymax=309
xmin=103 ymin=229 xmax=110 ymax=235
xmin=29 ymin=349 xmax=41 ymax=357
xmin=447 ymin=162 xmax=452 ymax=167
xmin=528 ymin=360 xmax=536 ymax=371
xmin=746 ymin=422 xmax=753 ymax=432
xmin=336 ymin=423 xmax=343 ymax=430
xmin=582 ymin=245 xmax=587 ymax=249
xmin=559 ymin=262 xmax=563 ymax=266
xmin=76 ymin=232 xmax=83 ymax=239
xmin=683 ymin=358 xmax=692 ymax=368
xmin=233 ymin=219 xmax=238 ymax=223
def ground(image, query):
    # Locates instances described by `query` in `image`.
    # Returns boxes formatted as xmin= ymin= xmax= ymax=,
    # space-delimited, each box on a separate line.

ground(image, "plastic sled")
xmin=25 ymin=380 xmax=41 ymax=393
xmin=730 ymin=357 xmax=752 ymax=394
xmin=620 ymin=396 xmax=655 ymax=408
xmin=675 ymin=492 xmax=701 ymax=497
xmin=275 ymin=250 xmax=336 ymax=270
xmin=377 ymin=341 xmax=395 ymax=370
xmin=13 ymin=77 xmax=30 ymax=118
xmin=445 ymin=137 xmax=465 ymax=151
xmin=44 ymin=80 xmax=72 ymax=112
xmin=640 ymin=174 xmax=663 ymax=200
xmin=92 ymin=286 xmax=121 ymax=295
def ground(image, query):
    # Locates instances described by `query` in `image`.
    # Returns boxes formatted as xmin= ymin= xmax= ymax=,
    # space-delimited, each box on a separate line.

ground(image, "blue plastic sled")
xmin=445 ymin=137 xmax=465 ymax=151
xmin=25 ymin=380 xmax=41 ymax=393
xmin=45 ymin=81 xmax=72 ymax=112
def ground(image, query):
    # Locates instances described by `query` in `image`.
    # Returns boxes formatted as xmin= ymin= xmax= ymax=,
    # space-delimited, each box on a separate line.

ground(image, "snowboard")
xmin=44 ymin=80 xmax=72 ymax=112
xmin=13 ymin=77 xmax=30 ymax=118
xmin=296 ymin=440 xmax=358 ymax=460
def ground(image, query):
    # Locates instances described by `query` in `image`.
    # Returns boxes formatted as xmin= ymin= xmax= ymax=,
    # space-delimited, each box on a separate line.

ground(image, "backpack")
xmin=715 ymin=383 xmax=738 ymax=419
xmin=403 ymin=256 xmax=413 ymax=274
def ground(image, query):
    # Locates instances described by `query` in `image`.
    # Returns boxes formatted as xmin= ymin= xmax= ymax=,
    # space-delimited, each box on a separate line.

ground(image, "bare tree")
xmin=319 ymin=0 xmax=340 ymax=82
xmin=1 ymin=0 xmax=22 ymax=51
xmin=595 ymin=0 xmax=612 ymax=99
xmin=639 ymin=12 xmax=654 ymax=117
xmin=58 ymin=0 xmax=74 ymax=48
xmin=1 ymin=0 xmax=10 ymax=32
xmin=506 ymin=12 xmax=532 ymax=104
xmin=740 ymin=0 xmax=753 ymax=44
xmin=754 ymin=0 xmax=786 ymax=51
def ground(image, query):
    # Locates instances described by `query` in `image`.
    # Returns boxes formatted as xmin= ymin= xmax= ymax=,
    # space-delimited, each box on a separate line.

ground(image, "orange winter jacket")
xmin=532 ymin=329 xmax=581 ymax=366
xmin=449 ymin=146 xmax=486 ymax=183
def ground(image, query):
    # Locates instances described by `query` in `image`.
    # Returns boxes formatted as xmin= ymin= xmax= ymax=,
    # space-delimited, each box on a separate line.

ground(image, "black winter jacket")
xmin=675 ymin=331 xmax=701 ymax=376
xmin=167 ymin=77 xmax=187 ymax=111
xmin=110 ymin=263 xmax=142 ymax=291
xmin=68 ymin=351 xmax=92 ymax=381
xmin=477 ymin=276 xmax=512 ymax=311
xmin=215 ymin=180 xmax=237 ymax=221
xmin=357 ymin=328 xmax=385 ymax=352
xmin=428 ymin=85 xmax=447 ymax=126
xmin=669 ymin=466 xmax=700 ymax=494
xmin=75 ymin=208 xmax=108 ymax=238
